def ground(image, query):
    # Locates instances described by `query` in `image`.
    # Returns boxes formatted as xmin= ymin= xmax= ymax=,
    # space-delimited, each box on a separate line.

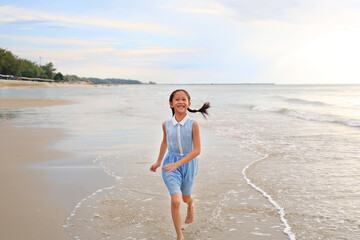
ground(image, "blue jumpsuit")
xmin=162 ymin=115 xmax=199 ymax=196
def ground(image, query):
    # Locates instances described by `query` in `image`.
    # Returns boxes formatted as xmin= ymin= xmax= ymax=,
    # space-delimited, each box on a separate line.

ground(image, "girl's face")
xmin=170 ymin=91 xmax=191 ymax=115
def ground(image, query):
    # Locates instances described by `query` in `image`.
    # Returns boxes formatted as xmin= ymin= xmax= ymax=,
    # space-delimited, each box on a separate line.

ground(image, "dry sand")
xmin=0 ymin=100 xmax=73 ymax=239
xmin=0 ymin=79 xmax=92 ymax=89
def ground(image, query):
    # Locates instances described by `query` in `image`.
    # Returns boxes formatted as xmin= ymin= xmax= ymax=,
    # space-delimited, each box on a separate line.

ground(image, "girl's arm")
xmin=150 ymin=121 xmax=167 ymax=172
xmin=162 ymin=121 xmax=201 ymax=174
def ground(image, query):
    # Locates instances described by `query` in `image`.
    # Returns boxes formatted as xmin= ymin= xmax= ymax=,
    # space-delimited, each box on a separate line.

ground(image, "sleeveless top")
xmin=166 ymin=114 xmax=195 ymax=156
xmin=162 ymin=114 xmax=198 ymax=196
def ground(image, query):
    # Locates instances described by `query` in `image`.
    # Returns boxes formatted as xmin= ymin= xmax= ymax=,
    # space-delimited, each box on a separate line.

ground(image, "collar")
xmin=172 ymin=114 xmax=189 ymax=126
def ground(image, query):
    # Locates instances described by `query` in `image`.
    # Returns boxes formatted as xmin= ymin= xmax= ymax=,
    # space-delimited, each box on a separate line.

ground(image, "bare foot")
xmin=185 ymin=204 xmax=194 ymax=224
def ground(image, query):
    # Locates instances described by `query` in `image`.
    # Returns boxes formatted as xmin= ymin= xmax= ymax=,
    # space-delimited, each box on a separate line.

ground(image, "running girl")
xmin=150 ymin=89 xmax=210 ymax=240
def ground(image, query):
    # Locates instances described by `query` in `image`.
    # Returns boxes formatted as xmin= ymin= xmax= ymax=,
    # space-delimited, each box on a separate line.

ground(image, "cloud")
xmin=59 ymin=61 xmax=218 ymax=83
xmin=187 ymin=0 xmax=360 ymax=83
xmin=112 ymin=48 xmax=199 ymax=56
xmin=10 ymin=45 xmax=201 ymax=70
xmin=241 ymin=14 xmax=360 ymax=83
xmin=0 ymin=35 xmax=122 ymax=47
xmin=33 ymin=47 xmax=199 ymax=59
xmin=162 ymin=0 xmax=301 ymax=23
xmin=3 ymin=1 xmax=360 ymax=84
xmin=162 ymin=0 xmax=236 ymax=17
xmin=0 ymin=5 xmax=174 ymax=34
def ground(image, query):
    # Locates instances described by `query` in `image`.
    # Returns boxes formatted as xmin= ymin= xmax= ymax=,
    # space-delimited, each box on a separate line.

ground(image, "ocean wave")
xmin=284 ymin=97 xmax=329 ymax=106
xmin=249 ymin=105 xmax=360 ymax=128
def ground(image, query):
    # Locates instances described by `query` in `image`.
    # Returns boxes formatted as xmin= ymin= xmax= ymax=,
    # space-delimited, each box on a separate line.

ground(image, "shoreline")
xmin=242 ymin=152 xmax=295 ymax=240
xmin=0 ymin=79 xmax=150 ymax=90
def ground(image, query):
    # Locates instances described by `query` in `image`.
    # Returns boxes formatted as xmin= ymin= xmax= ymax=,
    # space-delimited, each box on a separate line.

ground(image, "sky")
xmin=1 ymin=0 xmax=360 ymax=84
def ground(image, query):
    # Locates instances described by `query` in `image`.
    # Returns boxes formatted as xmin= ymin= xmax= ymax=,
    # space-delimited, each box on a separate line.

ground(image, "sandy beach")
xmin=0 ymin=93 xmax=118 ymax=239
xmin=0 ymin=120 xmax=72 ymax=239
xmin=0 ymin=79 xmax=92 ymax=89
xmin=0 ymin=85 xmax=294 ymax=239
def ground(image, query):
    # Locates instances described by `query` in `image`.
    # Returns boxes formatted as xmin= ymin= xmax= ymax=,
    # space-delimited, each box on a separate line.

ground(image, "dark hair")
xmin=169 ymin=89 xmax=210 ymax=119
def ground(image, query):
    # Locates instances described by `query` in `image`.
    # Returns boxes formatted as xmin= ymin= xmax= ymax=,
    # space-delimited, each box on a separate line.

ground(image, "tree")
xmin=41 ymin=62 xmax=56 ymax=79
xmin=54 ymin=72 xmax=64 ymax=81
xmin=64 ymin=75 xmax=80 ymax=82
xmin=0 ymin=48 xmax=20 ymax=75
xmin=19 ymin=59 xmax=38 ymax=78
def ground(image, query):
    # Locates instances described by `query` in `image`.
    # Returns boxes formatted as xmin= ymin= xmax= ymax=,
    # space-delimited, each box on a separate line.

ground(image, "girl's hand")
xmin=150 ymin=162 xmax=161 ymax=172
xmin=162 ymin=162 xmax=180 ymax=174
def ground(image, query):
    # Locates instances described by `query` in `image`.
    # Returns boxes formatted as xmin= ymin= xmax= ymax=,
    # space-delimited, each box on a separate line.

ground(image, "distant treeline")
xmin=65 ymin=75 xmax=142 ymax=84
xmin=0 ymin=48 xmax=148 ymax=84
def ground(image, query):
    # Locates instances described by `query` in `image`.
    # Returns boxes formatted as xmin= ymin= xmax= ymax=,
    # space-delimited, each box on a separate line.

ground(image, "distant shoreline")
xmin=161 ymin=83 xmax=275 ymax=85
xmin=2 ymin=79 xmax=358 ymax=89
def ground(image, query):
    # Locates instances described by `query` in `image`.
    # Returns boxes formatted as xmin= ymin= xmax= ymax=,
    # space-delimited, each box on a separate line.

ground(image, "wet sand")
xmin=0 ymin=88 xmax=291 ymax=239
xmin=0 ymin=99 xmax=73 ymax=239
xmin=64 ymin=119 xmax=290 ymax=239
xmin=0 ymin=98 xmax=73 ymax=108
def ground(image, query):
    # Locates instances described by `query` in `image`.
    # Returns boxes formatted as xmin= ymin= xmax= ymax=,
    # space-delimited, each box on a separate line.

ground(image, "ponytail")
xmin=188 ymin=102 xmax=210 ymax=119
xmin=169 ymin=89 xmax=210 ymax=119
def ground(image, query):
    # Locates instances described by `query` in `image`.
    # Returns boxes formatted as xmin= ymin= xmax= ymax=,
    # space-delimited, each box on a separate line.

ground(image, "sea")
xmin=1 ymin=84 xmax=359 ymax=240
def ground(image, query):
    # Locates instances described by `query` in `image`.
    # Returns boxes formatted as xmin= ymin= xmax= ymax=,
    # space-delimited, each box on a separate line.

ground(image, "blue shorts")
xmin=162 ymin=151 xmax=198 ymax=196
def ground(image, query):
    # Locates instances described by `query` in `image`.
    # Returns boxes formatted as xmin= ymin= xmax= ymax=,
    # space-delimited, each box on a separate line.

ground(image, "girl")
xmin=150 ymin=89 xmax=210 ymax=240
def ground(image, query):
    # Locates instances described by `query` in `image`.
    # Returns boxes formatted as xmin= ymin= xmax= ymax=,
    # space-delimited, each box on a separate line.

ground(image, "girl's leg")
xmin=182 ymin=194 xmax=194 ymax=224
xmin=171 ymin=193 xmax=183 ymax=240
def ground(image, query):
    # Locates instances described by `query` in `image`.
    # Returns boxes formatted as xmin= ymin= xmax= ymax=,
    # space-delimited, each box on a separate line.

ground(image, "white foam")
xmin=251 ymin=232 xmax=271 ymax=236
xmin=143 ymin=197 xmax=154 ymax=202
xmin=250 ymin=104 xmax=360 ymax=128
xmin=94 ymin=155 xmax=123 ymax=180
xmin=63 ymin=156 xmax=116 ymax=235
xmin=242 ymin=152 xmax=296 ymax=240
